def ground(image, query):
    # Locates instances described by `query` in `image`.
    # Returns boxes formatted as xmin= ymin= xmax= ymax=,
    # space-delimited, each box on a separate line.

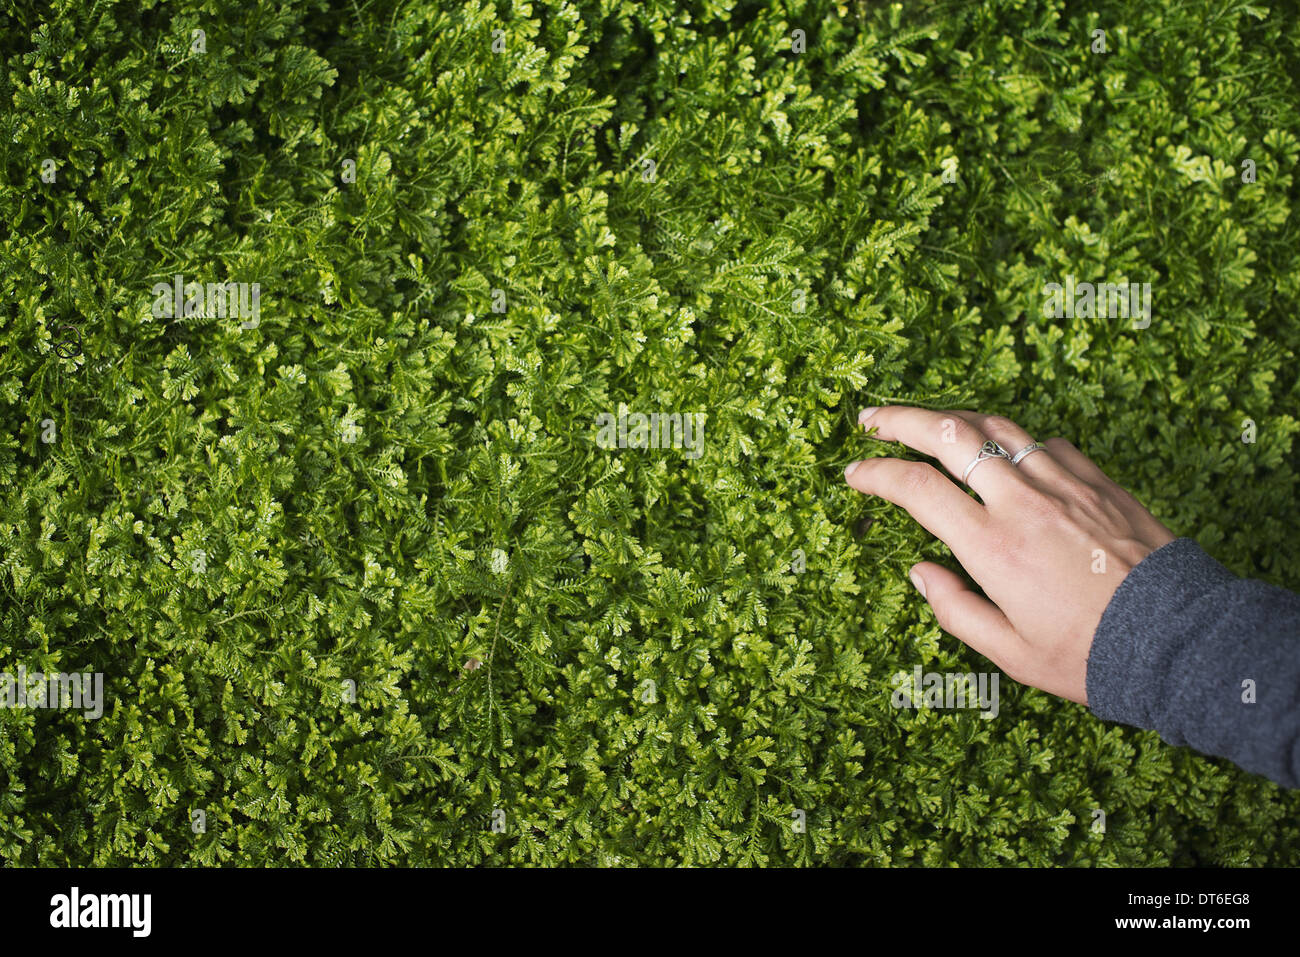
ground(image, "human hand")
xmin=844 ymin=406 xmax=1177 ymax=705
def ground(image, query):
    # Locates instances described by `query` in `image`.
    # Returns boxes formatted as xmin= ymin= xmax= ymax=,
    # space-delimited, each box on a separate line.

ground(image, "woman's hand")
xmin=844 ymin=406 xmax=1176 ymax=705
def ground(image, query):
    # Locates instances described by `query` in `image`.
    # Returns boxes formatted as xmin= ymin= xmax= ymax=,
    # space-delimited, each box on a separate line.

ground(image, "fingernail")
xmin=858 ymin=406 xmax=880 ymax=425
xmin=908 ymin=566 xmax=927 ymax=598
xmin=844 ymin=460 xmax=863 ymax=479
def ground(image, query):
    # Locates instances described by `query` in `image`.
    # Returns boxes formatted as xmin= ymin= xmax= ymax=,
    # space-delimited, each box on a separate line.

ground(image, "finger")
xmin=945 ymin=410 xmax=1074 ymax=487
xmin=845 ymin=457 xmax=987 ymax=553
xmin=858 ymin=405 xmax=1023 ymax=505
xmin=1044 ymin=438 xmax=1177 ymax=543
xmin=908 ymin=561 xmax=1026 ymax=670
xmin=1042 ymin=437 xmax=1118 ymax=487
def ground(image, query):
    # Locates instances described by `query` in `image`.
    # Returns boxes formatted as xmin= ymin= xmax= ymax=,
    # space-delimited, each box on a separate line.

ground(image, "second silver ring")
xmin=1010 ymin=442 xmax=1046 ymax=466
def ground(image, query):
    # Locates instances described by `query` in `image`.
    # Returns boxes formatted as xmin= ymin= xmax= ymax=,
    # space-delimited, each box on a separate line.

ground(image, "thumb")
xmin=909 ymin=562 xmax=1022 ymax=668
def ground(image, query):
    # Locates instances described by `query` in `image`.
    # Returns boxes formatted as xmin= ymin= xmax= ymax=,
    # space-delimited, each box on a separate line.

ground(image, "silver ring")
xmin=1010 ymin=442 xmax=1046 ymax=466
xmin=961 ymin=440 xmax=1011 ymax=485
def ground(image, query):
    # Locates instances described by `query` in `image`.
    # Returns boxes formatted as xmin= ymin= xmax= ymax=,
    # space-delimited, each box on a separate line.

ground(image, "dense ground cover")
xmin=3 ymin=0 xmax=1299 ymax=865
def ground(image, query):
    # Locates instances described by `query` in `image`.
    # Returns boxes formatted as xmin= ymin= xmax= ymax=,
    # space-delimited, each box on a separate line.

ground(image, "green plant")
xmin=2 ymin=0 xmax=1299 ymax=866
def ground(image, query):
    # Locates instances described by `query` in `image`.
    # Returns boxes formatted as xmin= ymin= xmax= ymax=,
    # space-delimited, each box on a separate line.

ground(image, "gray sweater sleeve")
xmin=1086 ymin=536 xmax=1300 ymax=788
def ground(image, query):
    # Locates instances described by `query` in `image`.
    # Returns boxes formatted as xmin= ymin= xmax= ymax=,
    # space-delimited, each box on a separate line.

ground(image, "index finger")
xmin=845 ymin=456 xmax=989 ymax=557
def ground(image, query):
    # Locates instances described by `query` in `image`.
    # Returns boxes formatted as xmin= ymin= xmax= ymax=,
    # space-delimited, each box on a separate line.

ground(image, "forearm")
xmin=1086 ymin=537 xmax=1300 ymax=788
